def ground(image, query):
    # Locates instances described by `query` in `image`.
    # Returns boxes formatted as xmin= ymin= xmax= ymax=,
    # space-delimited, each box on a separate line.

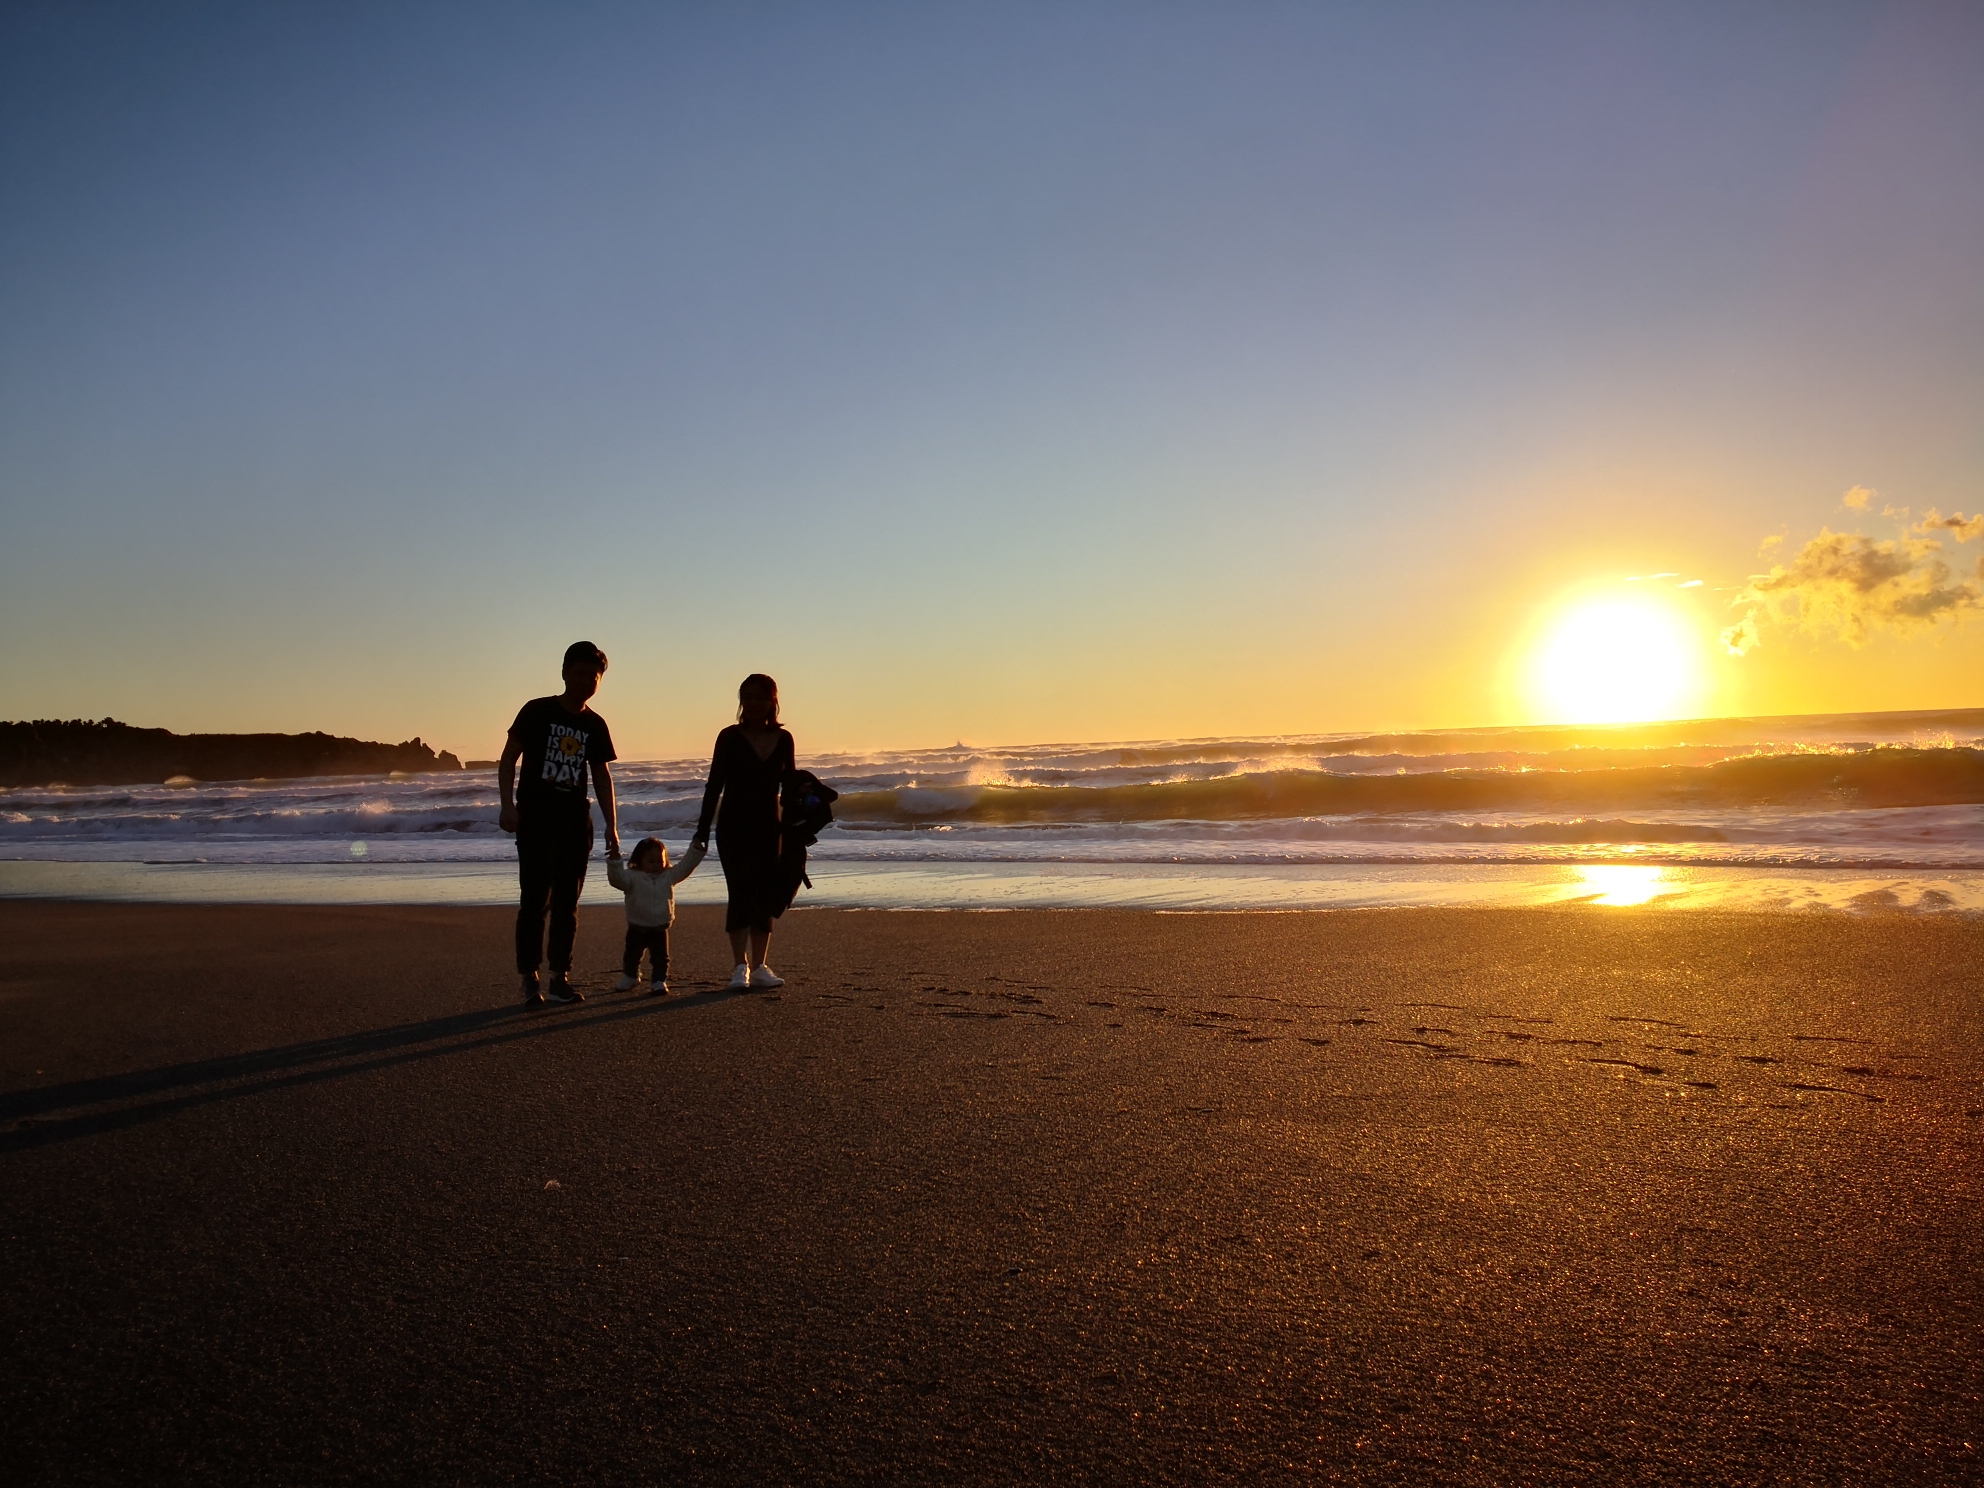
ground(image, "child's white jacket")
xmin=606 ymin=843 xmax=705 ymax=928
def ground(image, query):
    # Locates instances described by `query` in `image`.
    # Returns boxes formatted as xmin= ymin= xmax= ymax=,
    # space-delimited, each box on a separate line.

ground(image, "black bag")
xmin=776 ymin=770 xmax=839 ymax=910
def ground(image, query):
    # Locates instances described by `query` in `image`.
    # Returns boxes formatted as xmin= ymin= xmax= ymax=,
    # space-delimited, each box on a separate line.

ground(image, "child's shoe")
xmin=749 ymin=965 xmax=785 ymax=989
xmin=546 ymin=973 xmax=584 ymax=1004
xmin=647 ymin=979 xmax=669 ymax=997
xmin=727 ymin=963 xmax=751 ymax=990
xmin=613 ymin=973 xmax=638 ymax=992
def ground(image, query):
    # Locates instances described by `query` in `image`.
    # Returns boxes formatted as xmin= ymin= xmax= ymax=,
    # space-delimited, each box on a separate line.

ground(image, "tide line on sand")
xmin=0 ymin=858 xmax=1978 ymax=914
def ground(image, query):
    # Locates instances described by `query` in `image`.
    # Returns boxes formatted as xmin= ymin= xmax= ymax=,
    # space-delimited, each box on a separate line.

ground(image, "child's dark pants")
xmin=515 ymin=816 xmax=592 ymax=974
xmin=622 ymin=924 xmax=669 ymax=979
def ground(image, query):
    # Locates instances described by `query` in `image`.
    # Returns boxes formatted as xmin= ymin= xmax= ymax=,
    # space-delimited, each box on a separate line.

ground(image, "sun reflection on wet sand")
xmin=1574 ymin=865 xmax=1673 ymax=906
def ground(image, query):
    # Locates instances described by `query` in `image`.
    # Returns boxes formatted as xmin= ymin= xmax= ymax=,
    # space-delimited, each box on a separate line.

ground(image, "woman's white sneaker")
xmin=727 ymin=963 xmax=751 ymax=990
xmin=749 ymin=965 xmax=785 ymax=989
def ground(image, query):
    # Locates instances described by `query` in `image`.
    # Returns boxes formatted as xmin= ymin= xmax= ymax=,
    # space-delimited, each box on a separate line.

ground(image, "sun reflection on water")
xmin=1576 ymin=865 xmax=1670 ymax=906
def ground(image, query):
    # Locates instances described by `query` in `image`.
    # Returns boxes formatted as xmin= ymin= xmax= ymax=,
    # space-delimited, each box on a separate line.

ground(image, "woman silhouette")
xmin=691 ymin=674 xmax=796 ymax=990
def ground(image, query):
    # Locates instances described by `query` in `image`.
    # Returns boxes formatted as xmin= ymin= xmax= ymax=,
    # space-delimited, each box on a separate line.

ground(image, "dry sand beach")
xmin=2 ymin=901 xmax=1980 ymax=1485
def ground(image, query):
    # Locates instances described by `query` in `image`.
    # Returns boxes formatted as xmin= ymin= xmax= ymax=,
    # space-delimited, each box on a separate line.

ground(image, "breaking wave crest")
xmin=835 ymin=747 xmax=1984 ymax=825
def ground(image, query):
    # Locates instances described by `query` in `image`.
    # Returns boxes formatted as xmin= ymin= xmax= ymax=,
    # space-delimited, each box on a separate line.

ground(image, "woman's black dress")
xmin=695 ymin=725 xmax=795 ymax=933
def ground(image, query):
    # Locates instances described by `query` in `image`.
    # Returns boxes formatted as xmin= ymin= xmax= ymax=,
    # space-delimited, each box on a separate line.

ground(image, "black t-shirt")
xmin=509 ymin=696 xmax=616 ymax=822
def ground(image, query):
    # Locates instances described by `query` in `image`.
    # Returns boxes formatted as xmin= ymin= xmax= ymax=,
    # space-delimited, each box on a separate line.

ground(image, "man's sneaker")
xmin=522 ymin=972 xmax=545 ymax=1005
xmin=749 ymin=965 xmax=785 ymax=990
xmin=647 ymin=979 xmax=669 ymax=997
xmin=613 ymin=974 xmax=638 ymax=992
xmin=546 ymin=974 xmax=584 ymax=1004
xmin=727 ymin=963 xmax=751 ymax=990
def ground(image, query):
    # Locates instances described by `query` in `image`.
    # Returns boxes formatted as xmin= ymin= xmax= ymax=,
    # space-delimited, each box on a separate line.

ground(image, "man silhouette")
xmin=500 ymin=641 xmax=619 ymax=1004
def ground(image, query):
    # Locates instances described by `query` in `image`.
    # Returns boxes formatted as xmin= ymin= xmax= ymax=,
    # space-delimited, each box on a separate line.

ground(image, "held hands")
xmin=499 ymin=804 xmax=518 ymax=834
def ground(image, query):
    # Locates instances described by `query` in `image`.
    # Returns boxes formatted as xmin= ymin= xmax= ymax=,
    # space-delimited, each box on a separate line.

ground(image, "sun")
xmin=1526 ymin=593 xmax=1704 ymax=724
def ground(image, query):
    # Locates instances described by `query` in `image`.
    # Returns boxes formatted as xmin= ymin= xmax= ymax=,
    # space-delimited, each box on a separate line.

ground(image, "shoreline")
xmin=3 ymin=856 xmax=1981 ymax=914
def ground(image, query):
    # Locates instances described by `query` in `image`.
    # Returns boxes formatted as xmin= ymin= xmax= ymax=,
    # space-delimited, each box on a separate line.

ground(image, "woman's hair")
xmin=736 ymin=673 xmax=780 ymax=725
xmin=630 ymin=836 xmax=666 ymax=869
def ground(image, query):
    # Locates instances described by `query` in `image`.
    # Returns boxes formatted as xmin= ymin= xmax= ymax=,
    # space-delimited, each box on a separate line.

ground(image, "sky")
xmin=2 ymin=1 xmax=1980 ymax=761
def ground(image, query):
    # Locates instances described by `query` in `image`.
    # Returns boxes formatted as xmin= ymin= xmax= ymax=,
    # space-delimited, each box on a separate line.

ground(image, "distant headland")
xmin=0 ymin=719 xmax=463 ymax=789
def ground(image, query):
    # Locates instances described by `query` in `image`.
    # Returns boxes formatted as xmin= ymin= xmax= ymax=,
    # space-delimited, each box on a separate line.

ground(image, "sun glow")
xmin=1527 ymin=594 xmax=1704 ymax=724
xmin=1574 ymin=865 xmax=1672 ymax=907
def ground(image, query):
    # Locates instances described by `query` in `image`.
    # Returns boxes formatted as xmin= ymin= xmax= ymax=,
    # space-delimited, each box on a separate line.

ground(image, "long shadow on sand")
xmin=0 ymin=990 xmax=753 ymax=1154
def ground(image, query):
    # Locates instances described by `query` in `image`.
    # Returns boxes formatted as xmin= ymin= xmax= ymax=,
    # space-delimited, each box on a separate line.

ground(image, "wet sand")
xmin=1 ymin=901 xmax=1980 ymax=1485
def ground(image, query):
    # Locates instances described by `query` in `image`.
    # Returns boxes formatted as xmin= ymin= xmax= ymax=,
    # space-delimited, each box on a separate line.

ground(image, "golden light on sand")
xmin=1527 ymin=594 xmax=1703 ymax=724
xmin=1575 ymin=864 xmax=1670 ymax=906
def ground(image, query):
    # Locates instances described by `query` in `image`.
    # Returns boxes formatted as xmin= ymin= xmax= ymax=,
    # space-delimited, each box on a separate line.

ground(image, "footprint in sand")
xmin=1583 ymin=1057 xmax=1665 ymax=1076
xmin=1780 ymin=1082 xmax=1884 ymax=1103
xmin=1385 ymin=1038 xmax=1465 ymax=1057
xmin=1836 ymin=1065 xmax=1935 ymax=1082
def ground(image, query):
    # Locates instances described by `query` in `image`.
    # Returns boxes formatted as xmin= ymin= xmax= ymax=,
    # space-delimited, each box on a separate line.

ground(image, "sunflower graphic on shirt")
xmin=541 ymin=721 xmax=591 ymax=789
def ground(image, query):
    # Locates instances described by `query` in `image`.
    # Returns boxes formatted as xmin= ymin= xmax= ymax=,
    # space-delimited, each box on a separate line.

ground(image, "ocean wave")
xmin=2 ymin=722 xmax=1980 ymax=873
xmin=831 ymin=747 xmax=1984 ymax=824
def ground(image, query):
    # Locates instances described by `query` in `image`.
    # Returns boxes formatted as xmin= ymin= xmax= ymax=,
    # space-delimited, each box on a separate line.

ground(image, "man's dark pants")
xmin=516 ymin=814 xmax=593 ymax=975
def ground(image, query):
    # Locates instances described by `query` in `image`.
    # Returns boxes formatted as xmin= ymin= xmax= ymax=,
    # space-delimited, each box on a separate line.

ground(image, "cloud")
xmin=1915 ymin=508 xmax=1984 ymax=543
xmin=1841 ymin=485 xmax=1875 ymax=511
xmin=1720 ymin=526 xmax=1984 ymax=655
